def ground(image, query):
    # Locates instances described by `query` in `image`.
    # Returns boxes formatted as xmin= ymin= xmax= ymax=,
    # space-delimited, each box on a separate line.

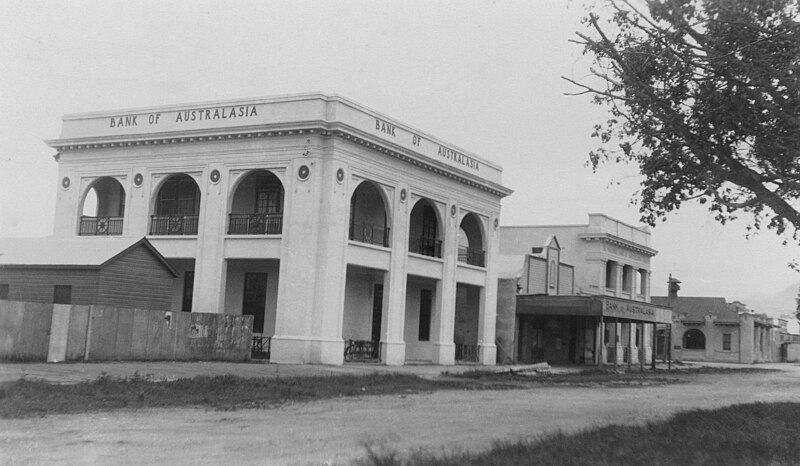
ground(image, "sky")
xmin=1 ymin=0 xmax=798 ymax=326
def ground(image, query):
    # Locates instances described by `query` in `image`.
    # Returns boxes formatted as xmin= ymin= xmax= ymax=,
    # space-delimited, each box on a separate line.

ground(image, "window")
xmin=723 ymin=333 xmax=732 ymax=351
xmin=53 ymin=285 xmax=72 ymax=305
xmin=418 ymin=289 xmax=432 ymax=341
xmin=255 ymin=175 xmax=282 ymax=214
xmin=157 ymin=175 xmax=199 ymax=216
xmin=605 ymin=261 xmax=617 ymax=289
xmin=0 ymin=284 xmax=8 ymax=300
xmin=181 ymin=271 xmax=194 ymax=312
xmin=549 ymin=260 xmax=556 ymax=289
xmin=683 ymin=329 xmax=706 ymax=350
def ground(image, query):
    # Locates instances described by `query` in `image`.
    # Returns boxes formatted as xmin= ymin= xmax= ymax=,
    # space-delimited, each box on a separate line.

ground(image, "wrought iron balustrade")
xmin=344 ymin=339 xmax=380 ymax=361
xmin=410 ymin=237 xmax=443 ymax=258
xmin=455 ymin=343 xmax=479 ymax=363
xmin=251 ymin=335 xmax=271 ymax=360
xmin=79 ymin=216 xmax=124 ymax=236
xmin=228 ymin=213 xmax=283 ymax=235
xmin=349 ymin=222 xmax=390 ymax=247
xmin=457 ymin=246 xmax=485 ymax=267
xmin=150 ymin=215 xmax=199 ymax=235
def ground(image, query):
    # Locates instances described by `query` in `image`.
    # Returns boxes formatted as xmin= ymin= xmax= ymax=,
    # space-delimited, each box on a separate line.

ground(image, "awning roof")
xmin=516 ymin=295 xmax=673 ymax=324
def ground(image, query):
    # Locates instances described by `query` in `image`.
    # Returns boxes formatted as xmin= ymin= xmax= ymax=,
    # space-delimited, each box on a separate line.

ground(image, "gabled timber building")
xmin=44 ymin=93 xmax=512 ymax=365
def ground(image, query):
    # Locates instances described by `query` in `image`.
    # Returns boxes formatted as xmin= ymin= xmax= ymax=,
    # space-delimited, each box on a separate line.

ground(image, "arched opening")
xmin=408 ymin=199 xmax=442 ymax=258
xmin=150 ymin=174 xmax=201 ymax=235
xmin=458 ymin=213 xmax=485 ymax=267
xmin=683 ymin=329 xmax=706 ymax=350
xmin=349 ymin=181 xmax=390 ymax=247
xmin=79 ymin=177 xmax=125 ymax=235
xmin=228 ymin=170 xmax=284 ymax=235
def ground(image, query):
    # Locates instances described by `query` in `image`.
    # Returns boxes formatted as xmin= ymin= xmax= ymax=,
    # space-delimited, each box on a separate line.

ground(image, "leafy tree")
xmin=567 ymin=0 xmax=800 ymax=242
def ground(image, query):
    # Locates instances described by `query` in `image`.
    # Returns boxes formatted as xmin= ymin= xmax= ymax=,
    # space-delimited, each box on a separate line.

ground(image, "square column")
xmin=192 ymin=167 xmax=227 ymax=314
xmin=430 ymin=202 xmax=458 ymax=365
xmin=272 ymin=153 xmax=348 ymax=365
xmin=381 ymin=185 xmax=410 ymax=365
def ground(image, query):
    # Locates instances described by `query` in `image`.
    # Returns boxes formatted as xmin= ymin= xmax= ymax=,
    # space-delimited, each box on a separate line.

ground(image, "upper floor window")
xmin=409 ymin=199 xmax=442 ymax=258
xmin=229 ymin=170 xmax=284 ymax=235
xmin=349 ymin=180 xmax=389 ymax=247
xmin=638 ymin=269 xmax=648 ymax=295
xmin=622 ymin=265 xmax=633 ymax=292
xmin=53 ymin=285 xmax=72 ymax=305
xmin=79 ymin=177 xmax=125 ymax=236
xmin=151 ymin=174 xmax=201 ymax=235
xmin=458 ymin=213 xmax=485 ymax=267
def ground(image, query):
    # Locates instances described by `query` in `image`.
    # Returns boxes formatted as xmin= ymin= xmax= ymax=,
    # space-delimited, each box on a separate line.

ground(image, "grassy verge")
xmin=449 ymin=366 xmax=772 ymax=387
xmin=0 ymin=372 xmax=478 ymax=418
xmin=0 ymin=366 xmax=768 ymax=418
xmin=356 ymin=402 xmax=800 ymax=466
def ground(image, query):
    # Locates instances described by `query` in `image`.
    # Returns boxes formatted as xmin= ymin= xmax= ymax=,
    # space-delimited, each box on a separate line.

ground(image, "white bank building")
xmin=45 ymin=93 xmax=512 ymax=365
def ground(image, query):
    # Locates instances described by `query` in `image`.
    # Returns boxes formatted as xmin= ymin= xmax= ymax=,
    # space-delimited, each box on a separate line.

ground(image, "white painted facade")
xmin=46 ymin=93 xmax=512 ymax=365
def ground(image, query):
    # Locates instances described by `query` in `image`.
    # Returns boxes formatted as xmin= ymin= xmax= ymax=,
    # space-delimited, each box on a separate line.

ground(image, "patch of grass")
xmin=356 ymin=402 xmax=800 ymax=466
xmin=450 ymin=366 xmax=772 ymax=387
xmin=0 ymin=372 xmax=485 ymax=418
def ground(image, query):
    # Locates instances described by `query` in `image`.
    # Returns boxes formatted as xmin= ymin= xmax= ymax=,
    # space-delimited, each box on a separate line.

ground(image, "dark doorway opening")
xmin=243 ymin=272 xmax=268 ymax=333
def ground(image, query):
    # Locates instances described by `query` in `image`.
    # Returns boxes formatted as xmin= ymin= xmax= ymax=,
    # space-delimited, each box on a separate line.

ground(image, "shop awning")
xmin=516 ymin=295 xmax=672 ymax=324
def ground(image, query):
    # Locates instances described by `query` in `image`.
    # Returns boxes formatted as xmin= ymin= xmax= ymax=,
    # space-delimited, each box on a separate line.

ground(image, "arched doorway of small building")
xmin=342 ymin=265 xmax=386 ymax=362
xmin=457 ymin=213 xmax=485 ymax=267
xmin=349 ymin=180 xmax=391 ymax=247
xmin=223 ymin=259 xmax=280 ymax=359
xmin=404 ymin=275 xmax=437 ymax=362
xmin=150 ymin=174 xmax=201 ymax=235
xmin=228 ymin=170 xmax=284 ymax=235
xmin=454 ymin=283 xmax=481 ymax=362
xmin=79 ymin=177 xmax=125 ymax=235
xmin=408 ymin=199 xmax=442 ymax=258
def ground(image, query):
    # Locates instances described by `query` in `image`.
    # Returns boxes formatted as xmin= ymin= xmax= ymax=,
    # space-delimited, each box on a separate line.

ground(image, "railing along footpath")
xmin=455 ymin=343 xmax=479 ymax=363
xmin=344 ymin=339 xmax=380 ymax=361
xmin=251 ymin=335 xmax=271 ymax=359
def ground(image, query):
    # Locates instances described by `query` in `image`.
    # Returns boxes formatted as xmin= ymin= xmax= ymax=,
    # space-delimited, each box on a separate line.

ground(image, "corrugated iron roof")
xmin=651 ymin=296 xmax=740 ymax=324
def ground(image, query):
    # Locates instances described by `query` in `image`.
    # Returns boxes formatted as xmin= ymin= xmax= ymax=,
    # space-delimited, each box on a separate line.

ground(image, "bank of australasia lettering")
xmin=109 ymin=105 xmax=258 ymax=128
xmin=373 ymin=118 xmax=479 ymax=172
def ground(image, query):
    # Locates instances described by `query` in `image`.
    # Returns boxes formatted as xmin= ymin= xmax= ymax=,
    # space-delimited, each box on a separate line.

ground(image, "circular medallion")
xmin=336 ymin=168 xmax=344 ymax=183
xmin=451 ymin=205 xmax=457 ymax=217
xmin=400 ymin=189 xmax=407 ymax=202
xmin=298 ymin=165 xmax=310 ymax=180
xmin=133 ymin=173 xmax=143 ymax=187
xmin=210 ymin=169 xmax=221 ymax=183
xmin=61 ymin=177 xmax=71 ymax=189
xmin=494 ymin=218 xmax=500 ymax=230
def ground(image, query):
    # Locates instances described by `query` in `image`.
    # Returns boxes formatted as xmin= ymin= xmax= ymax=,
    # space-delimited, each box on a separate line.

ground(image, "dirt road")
xmin=1 ymin=364 xmax=799 ymax=465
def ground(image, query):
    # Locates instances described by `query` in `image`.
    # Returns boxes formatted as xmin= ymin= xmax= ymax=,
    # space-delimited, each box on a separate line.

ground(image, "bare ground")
xmin=1 ymin=363 xmax=799 ymax=465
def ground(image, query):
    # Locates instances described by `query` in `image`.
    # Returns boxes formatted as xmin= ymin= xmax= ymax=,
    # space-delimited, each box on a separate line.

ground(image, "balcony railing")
xmin=344 ymin=339 xmax=380 ymax=361
xmin=79 ymin=216 xmax=123 ymax=236
xmin=458 ymin=246 xmax=485 ymax=267
xmin=349 ymin=222 xmax=390 ymax=247
xmin=150 ymin=215 xmax=199 ymax=235
xmin=251 ymin=335 xmax=271 ymax=360
xmin=410 ymin=237 xmax=443 ymax=258
xmin=455 ymin=343 xmax=479 ymax=363
xmin=228 ymin=213 xmax=283 ymax=235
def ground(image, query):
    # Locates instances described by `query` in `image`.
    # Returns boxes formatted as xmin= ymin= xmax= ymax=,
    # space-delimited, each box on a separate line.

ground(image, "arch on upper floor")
xmin=228 ymin=169 xmax=285 ymax=235
xmin=683 ymin=329 xmax=706 ymax=350
xmin=349 ymin=180 xmax=391 ymax=247
xmin=408 ymin=198 xmax=443 ymax=258
xmin=79 ymin=176 xmax=126 ymax=235
xmin=150 ymin=173 xmax=201 ymax=235
xmin=457 ymin=212 xmax=485 ymax=267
